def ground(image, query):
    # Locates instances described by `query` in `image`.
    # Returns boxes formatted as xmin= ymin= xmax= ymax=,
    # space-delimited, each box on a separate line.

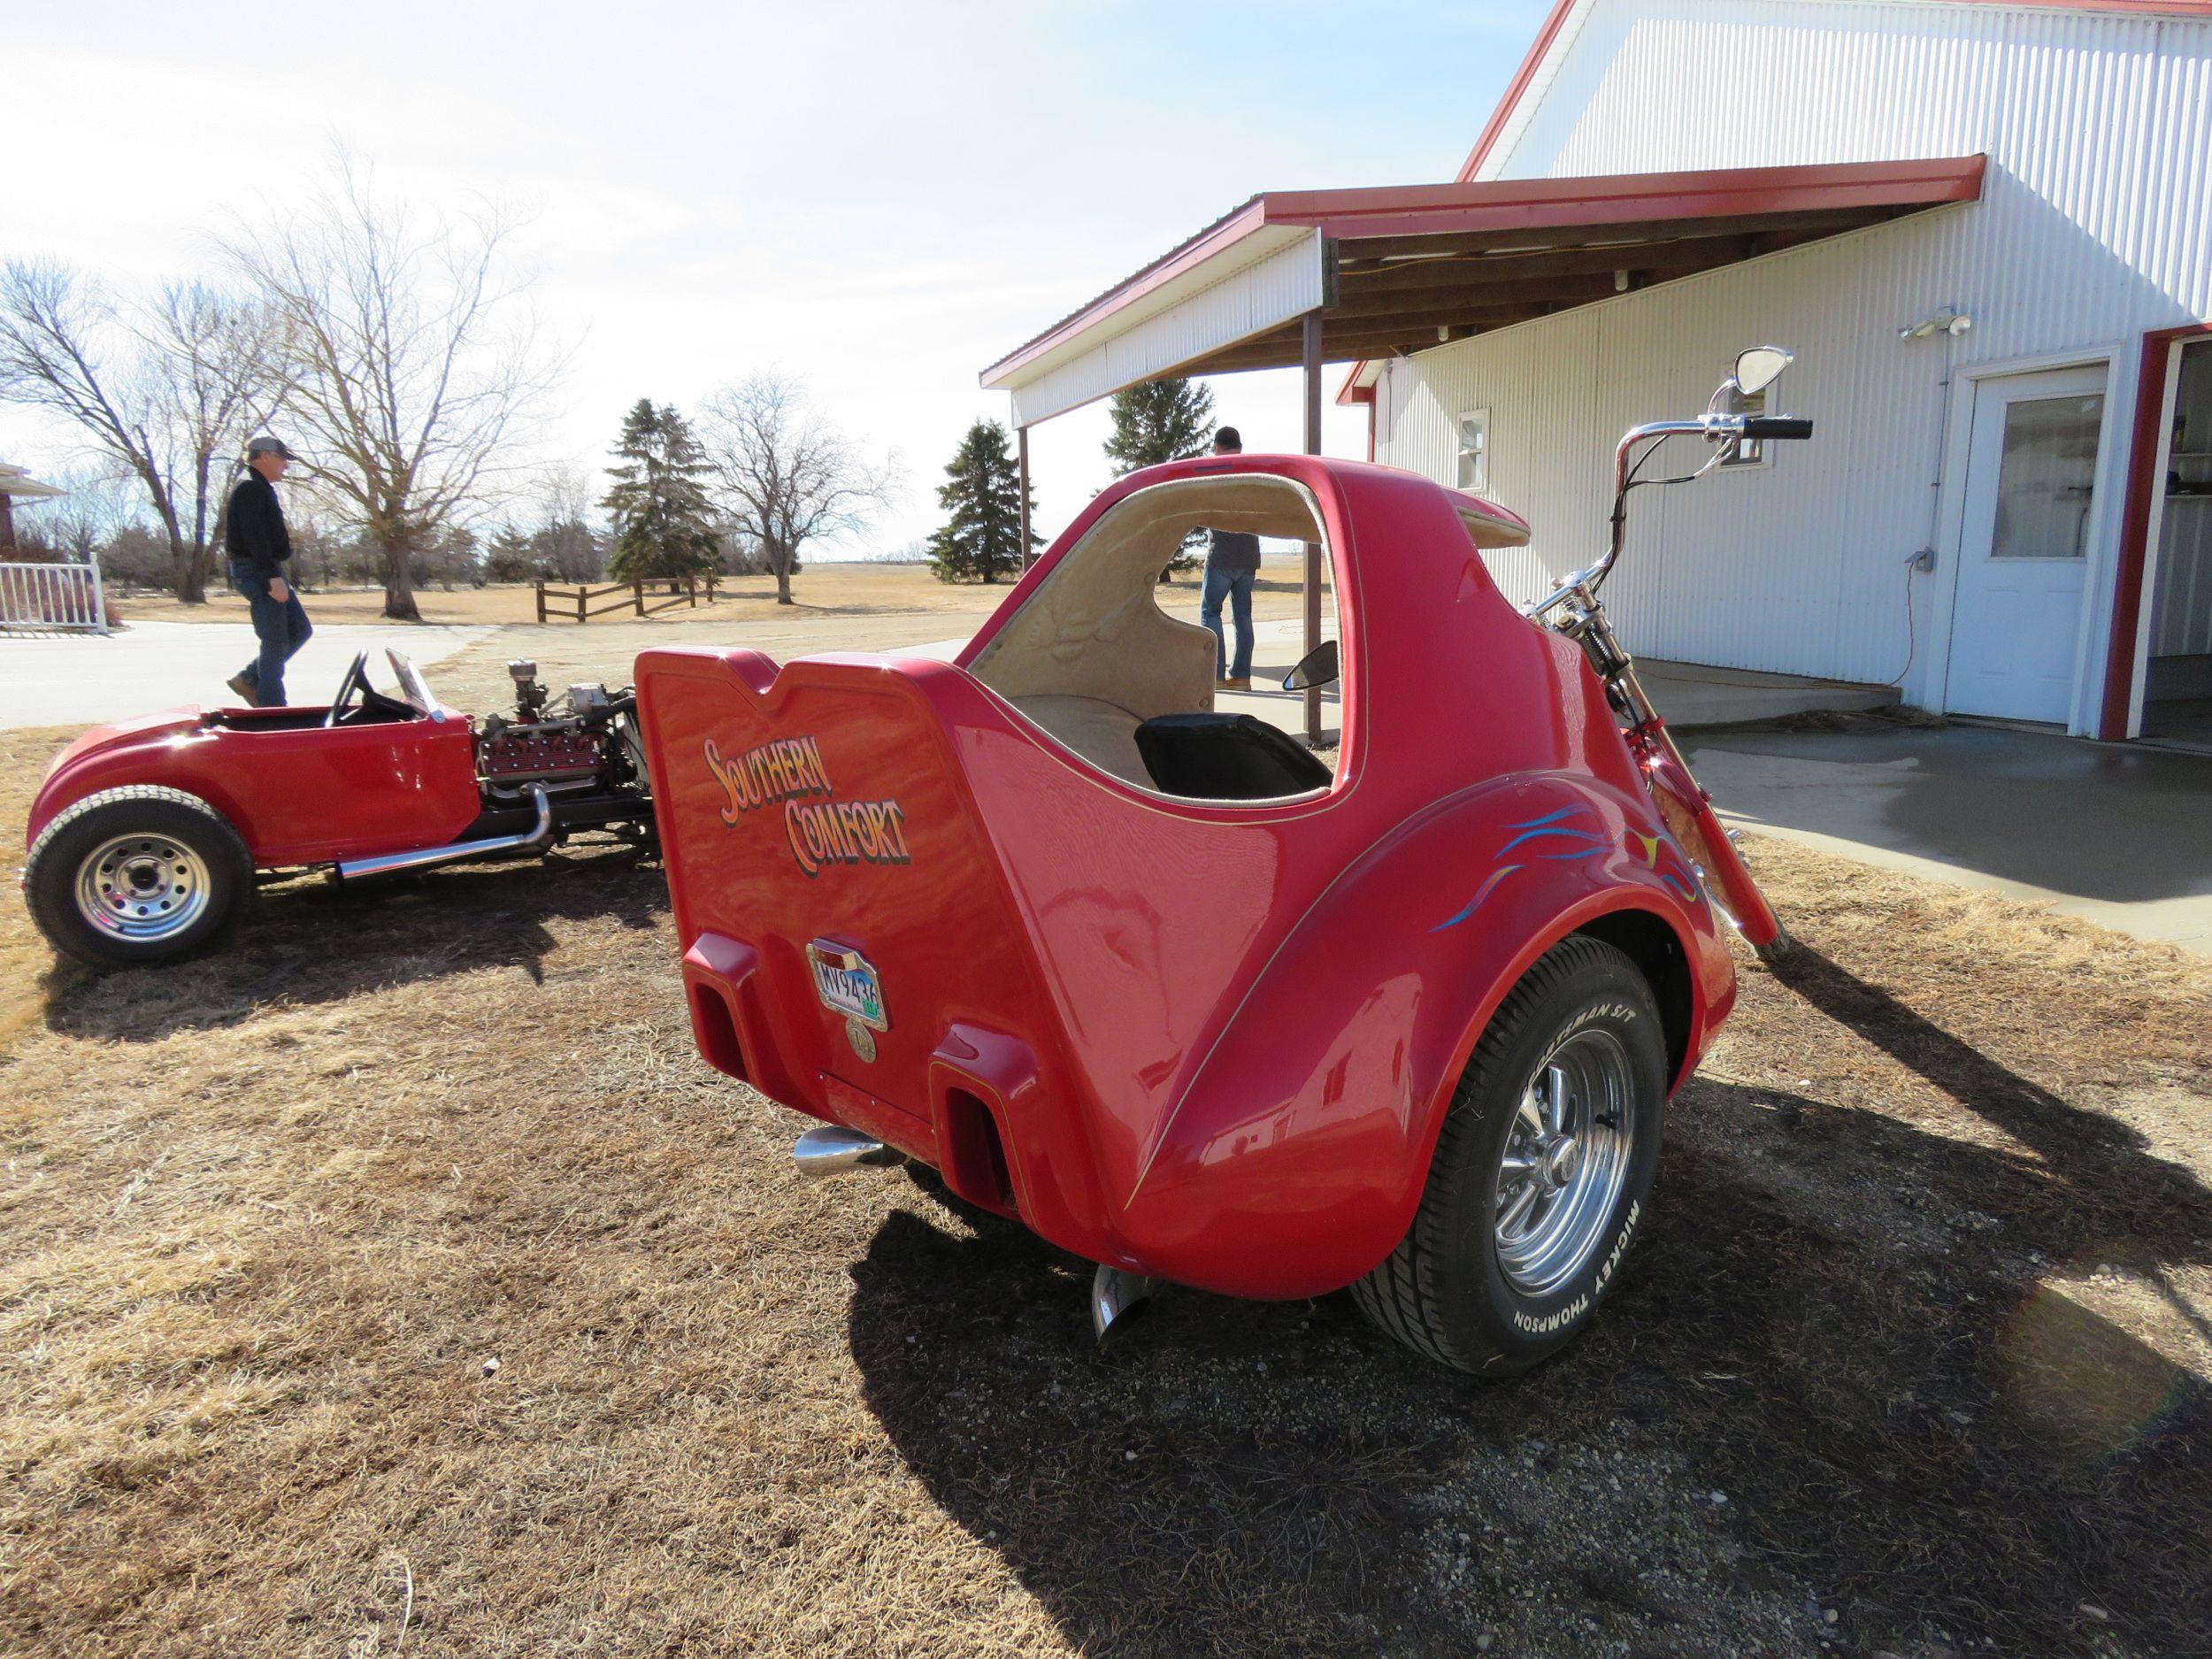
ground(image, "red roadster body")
xmin=25 ymin=652 xmax=654 ymax=969
xmin=31 ymin=687 xmax=482 ymax=869
xmin=639 ymin=454 xmax=1740 ymax=1371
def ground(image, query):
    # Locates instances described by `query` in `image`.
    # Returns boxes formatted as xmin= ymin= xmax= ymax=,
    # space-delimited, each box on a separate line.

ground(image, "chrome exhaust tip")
xmin=793 ymin=1125 xmax=902 ymax=1179
xmin=1091 ymin=1263 xmax=1156 ymax=1340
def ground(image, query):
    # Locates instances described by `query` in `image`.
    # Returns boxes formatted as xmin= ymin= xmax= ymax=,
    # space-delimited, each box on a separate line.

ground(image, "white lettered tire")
xmin=1354 ymin=934 xmax=1667 ymax=1374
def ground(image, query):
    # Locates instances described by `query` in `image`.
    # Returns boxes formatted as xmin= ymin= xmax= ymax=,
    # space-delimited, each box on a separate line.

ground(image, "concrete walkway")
xmin=1 ymin=621 xmax=490 ymax=730
xmin=1685 ymin=722 xmax=2212 ymax=956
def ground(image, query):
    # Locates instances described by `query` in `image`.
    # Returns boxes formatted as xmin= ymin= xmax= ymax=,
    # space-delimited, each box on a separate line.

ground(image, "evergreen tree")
xmin=928 ymin=419 xmax=1038 ymax=584
xmin=485 ymin=523 xmax=537 ymax=582
xmin=1102 ymin=377 xmax=1217 ymax=580
xmin=1102 ymin=377 xmax=1217 ymax=474
xmin=602 ymin=398 xmax=721 ymax=584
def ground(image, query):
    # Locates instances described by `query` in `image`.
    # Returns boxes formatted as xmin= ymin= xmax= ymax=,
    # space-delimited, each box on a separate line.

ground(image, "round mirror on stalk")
xmin=1734 ymin=346 xmax=1793 ymax=396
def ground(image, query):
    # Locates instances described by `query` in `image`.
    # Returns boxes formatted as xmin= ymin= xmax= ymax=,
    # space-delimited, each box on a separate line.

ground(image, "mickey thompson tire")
xmin=1353 ymin=935 xmax=1667 ymax=1375
xmin=25 ymin=787 xmax=255 ymax=971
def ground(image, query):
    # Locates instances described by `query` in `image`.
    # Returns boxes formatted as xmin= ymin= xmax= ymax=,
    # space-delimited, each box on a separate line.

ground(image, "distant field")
xmin=114 ymin=566 xmax=1316 ymax=631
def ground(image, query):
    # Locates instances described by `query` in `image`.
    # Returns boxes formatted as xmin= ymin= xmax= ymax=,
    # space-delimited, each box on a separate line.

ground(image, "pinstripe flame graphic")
xmin=1432 ymin=808 xmax=1701 ymax=931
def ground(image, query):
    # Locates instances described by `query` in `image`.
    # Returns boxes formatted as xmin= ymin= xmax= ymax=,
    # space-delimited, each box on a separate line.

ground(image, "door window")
xmin=1990 ymin=394 xmax=2104 ymax=560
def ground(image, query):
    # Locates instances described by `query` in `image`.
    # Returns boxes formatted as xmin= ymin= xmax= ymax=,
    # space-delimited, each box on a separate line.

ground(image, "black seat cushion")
xmin=1135 ymin=712 xmax=1333 ymax=800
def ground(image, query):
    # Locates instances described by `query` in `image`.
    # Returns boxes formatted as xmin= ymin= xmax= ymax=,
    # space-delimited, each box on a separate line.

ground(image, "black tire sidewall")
xmin=1438 ymin=945 xmax=1667 ymax=1371
xmin=27 ymin=791 xmax=253 ymax=969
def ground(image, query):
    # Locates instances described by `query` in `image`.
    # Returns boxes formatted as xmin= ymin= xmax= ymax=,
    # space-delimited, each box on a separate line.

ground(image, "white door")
xmin=1945 ymin=365 xmax=2108 ymax=723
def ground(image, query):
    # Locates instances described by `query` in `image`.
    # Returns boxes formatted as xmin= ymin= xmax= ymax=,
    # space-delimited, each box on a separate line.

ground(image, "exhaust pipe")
xmin=1091 ymin=1263 xmax=1156 ymax=1340
xmin=334 ymin=785 xmax=555 ymax=882
xmin=793 ymin=1124 xmax=903 ymax=1178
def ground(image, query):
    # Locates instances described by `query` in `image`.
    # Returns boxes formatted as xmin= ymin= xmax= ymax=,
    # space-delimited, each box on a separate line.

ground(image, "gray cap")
xmin=245 ymin=435 xmax=298 ymax=461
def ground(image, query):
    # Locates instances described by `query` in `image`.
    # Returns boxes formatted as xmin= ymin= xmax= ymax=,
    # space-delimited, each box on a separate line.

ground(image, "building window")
xmin=1722 ymin=385 xmax=1770 ymax=468
xmin=1455 ymin=409 xmax=1490 ymax=491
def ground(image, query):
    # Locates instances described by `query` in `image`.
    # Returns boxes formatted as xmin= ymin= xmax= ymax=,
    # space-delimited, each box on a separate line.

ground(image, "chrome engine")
xmin=476 ymin=660 xmax=646 ymax=794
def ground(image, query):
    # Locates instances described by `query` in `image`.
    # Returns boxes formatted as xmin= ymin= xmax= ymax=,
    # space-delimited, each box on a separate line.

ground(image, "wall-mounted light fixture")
xmin=1900 ymin=307 xmax=1972 ymax=341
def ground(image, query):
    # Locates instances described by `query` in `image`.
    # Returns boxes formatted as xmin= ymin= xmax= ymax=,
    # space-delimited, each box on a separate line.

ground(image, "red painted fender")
xmin=1111 ymin=773 xmax=1731 ymax=1299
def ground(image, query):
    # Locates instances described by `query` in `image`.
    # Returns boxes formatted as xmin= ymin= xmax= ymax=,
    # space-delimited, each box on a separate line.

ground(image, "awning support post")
xmin=1017 ymin=424 xmax=1033 ymax=570
xmin=1302 ymin=305 xmax=1325 ymax=745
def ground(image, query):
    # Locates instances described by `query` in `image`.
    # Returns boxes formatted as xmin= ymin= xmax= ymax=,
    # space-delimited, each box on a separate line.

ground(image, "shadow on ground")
xmin=849 ymin=946 xmax=2212 ymax=1659
xmin=41 ymin=845 xmax=668 ymax=1042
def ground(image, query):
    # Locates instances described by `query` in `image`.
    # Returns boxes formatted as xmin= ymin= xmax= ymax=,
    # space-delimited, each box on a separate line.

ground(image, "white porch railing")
xmin=0 ymin=557 xmax=108 ymax=634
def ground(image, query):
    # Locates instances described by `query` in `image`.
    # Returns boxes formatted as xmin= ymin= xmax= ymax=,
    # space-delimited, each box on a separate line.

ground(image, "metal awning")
xmin=0 ymin=463 xmax=66 ymax=501
xmin=980 ymin=156 xmax=1985 ymax=426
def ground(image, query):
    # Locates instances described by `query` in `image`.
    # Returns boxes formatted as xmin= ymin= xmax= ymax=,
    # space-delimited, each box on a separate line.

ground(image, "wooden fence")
xmin=534 ymin=574 xmax=720 ymax=624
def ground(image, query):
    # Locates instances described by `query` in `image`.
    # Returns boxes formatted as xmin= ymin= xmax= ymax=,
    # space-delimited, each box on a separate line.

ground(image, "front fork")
xmin=1563 ymin=597 xmax=1791 ymax=963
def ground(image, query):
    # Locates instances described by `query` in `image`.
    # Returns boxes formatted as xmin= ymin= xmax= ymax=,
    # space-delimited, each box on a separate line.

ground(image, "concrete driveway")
xmin=1 ymin=622 xmax=489 ymax=731
xmin=1686 ymin=722 xmax=2212 ymax=956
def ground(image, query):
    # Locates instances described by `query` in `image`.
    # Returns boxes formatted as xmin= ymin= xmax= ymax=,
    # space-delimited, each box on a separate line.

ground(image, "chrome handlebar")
xmin=1527 ymin=411 xmax=1769 ymax=621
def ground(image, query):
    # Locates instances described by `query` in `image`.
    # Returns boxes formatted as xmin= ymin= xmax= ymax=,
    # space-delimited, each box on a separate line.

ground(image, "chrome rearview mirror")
xmin=1282 ymin=639 xmax=1339 ymax=693
xmin=1733 ymin=346 xmax=1793 ymax=397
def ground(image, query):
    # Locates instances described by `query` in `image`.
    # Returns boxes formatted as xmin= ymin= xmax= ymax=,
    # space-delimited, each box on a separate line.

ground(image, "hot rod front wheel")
xmin=26 ymin=787 xmax=255 ymax=971
xmin=1353 ymin=934 xmax=1666 ymax=1375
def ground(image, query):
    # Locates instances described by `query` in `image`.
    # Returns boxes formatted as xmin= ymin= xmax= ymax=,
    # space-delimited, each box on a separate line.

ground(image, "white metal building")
xmin=982 ymin=0 xmax=2212 ymax=746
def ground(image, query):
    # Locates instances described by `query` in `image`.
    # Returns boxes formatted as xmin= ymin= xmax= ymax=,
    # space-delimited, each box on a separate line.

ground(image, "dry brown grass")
xmin=0 ymin=726 xmax=80 ymax=1052
xmin=2 ymin=734 xmax=2207 ymax=1656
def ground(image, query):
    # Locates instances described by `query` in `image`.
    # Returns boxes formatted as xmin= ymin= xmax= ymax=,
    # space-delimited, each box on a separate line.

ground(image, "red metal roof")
xmin=1319 ymin=0 xmax=2209 ymax=405
xmin=983 ymin=156 xmax=1985 ymax=388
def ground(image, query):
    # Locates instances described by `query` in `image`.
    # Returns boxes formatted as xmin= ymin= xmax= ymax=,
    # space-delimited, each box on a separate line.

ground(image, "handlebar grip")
xmin=1741 ymin=416 xmax=1814 ymax=440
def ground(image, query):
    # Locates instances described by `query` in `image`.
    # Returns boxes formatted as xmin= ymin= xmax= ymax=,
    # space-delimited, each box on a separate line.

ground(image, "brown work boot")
xmin=225 ymin=672 xmax=259 ymax=707
xmin=1222 ymin=677 xmax=1252 ymax=692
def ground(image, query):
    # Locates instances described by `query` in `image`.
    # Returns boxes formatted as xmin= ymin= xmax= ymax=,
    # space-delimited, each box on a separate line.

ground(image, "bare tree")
xmin=5 ymin=465 xmax=135 ymax=565
xmin=0 ymin=262 xmax=281 ymax=602
xmin=514 ymin=464 xmax=603 ymax=580
xmin=699 ymin=373 xmax=895 ymax=605
xmin=226 ymin=158 xmax=560 ymax=619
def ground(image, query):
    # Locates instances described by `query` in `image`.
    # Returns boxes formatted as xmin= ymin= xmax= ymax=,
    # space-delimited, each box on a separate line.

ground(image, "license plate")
xmin=805 ymin=940 xmax=888 ymax=1031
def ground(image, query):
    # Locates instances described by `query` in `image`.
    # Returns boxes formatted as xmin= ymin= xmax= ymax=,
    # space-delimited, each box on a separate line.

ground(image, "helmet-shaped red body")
xmin=638 ymin=453 xmax=1735 ymax=1298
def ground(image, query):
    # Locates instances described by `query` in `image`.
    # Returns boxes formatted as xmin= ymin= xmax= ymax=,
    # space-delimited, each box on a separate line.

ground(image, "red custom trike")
xmin=638 ymin=349 xmax=1806 ymax=1373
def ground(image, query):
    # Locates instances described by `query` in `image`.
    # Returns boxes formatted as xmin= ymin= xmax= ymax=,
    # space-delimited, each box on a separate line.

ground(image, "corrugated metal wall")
xmin=1383 ymin=0 xmax=2212 ymax=726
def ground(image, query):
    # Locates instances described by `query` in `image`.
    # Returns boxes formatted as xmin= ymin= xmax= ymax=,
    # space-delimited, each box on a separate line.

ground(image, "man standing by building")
xmin=1202 ymin=426 xmax=1260 ymax=692
xmin=224 ymin=435 xmax=312 ymax=706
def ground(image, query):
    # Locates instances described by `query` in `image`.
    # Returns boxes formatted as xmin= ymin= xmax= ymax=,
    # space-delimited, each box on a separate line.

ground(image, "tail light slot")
xmin=937 ymin=1088 xmax=1018 ymax=1217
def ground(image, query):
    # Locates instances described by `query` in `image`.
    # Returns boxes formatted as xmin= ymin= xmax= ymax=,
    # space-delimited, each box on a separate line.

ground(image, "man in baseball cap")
xmin=224 ymin=435 xmax=313 ymax=705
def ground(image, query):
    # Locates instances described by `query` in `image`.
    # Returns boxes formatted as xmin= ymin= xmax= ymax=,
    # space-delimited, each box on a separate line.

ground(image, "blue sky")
xmin=2 ymin=1 xmax=1544 ymax=553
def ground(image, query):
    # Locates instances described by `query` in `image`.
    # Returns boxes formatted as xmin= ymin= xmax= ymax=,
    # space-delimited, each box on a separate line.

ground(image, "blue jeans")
xmin=229 ymin=560 xmax=312 ymax=705
xmin=1202 ymin=565 xmax=1256 ymax=681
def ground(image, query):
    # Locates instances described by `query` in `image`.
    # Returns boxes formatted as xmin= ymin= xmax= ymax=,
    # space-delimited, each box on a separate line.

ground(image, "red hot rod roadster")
xmin=24 ymin=652 xmax=654 ymax=969
xmin=637 ymin=351 xmax=1806 ymax=1373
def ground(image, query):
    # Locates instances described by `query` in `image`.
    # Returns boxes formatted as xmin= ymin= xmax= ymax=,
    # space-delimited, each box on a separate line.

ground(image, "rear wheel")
xmin=1353 ymin=934 xmax=1666 ymax=1374
xmin=26 ymin=787 xmax=255 ymax=970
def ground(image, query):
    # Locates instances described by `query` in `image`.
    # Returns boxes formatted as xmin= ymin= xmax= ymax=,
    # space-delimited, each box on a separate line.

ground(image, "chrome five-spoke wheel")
xmin=1493 ymin=1030 xmax=1637 ymax=1298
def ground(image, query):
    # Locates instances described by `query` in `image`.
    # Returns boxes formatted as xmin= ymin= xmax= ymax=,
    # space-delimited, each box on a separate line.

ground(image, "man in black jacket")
xmin=1202 ymin=426 xmax=1261 ymax=691
xmin=224 ymin=435 xmax=312 ymax=706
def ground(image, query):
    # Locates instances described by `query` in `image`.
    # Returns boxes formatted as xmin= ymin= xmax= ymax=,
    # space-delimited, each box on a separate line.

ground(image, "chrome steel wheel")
xmin=1494 ymin=1028 xmax=1638 ymax=1298
xmin=73 ymin=833 xmax=213 ymax=943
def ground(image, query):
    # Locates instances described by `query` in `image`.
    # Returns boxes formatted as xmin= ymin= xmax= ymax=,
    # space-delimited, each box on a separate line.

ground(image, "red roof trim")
xmin=1459 ymin=1 xmax=2212 ymax=187
xmin=981 ymin=196 xmax=1271 ymax=387
xmin=1455 ymin=0 xmax=1581 ymax=185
